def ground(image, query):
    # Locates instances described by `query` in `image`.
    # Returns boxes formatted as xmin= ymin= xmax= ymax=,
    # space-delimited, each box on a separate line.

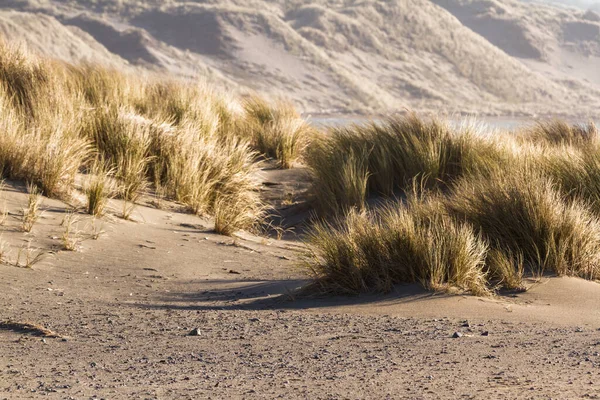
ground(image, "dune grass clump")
xmin=68 ymin=63 xmax=144 ymax=108
xmin=537 ymin=145 xmax=600 ymax=217
xmin=306 ymin=197 xmax=489 ymax=295
xmin=0 ymin=41 xmax=280 ymax=234
xmin=242 ymin=96 xmax=313 ymax=168
xmin=306 ymin=114 xmax=507 ymax=214
xmin=83 ymin=158 xmax=115 ymax=216
xmin=148 ymin=119 xmax=265 ymax=233
xmin=305 ymin=137 xmax=370 ymax=214
xmin=0 ymin=41 xmax=49 ymax=118
xmin=0 ymin=47 xmax=90 ymax=197
xmin=447 ymin=171 xmax=600 ymax=280
xmin=21 ymin=184 xmax=42 ymax=233
xmin=519 ymin=120 xmax=598 ymax=146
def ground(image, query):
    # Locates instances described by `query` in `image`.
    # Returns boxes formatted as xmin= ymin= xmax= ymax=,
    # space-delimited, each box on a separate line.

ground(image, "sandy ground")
xmin=1 ymin=175 xmax=600 ymax=399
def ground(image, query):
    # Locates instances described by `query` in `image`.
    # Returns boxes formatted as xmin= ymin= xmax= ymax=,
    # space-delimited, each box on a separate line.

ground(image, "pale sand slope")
xmin=1 ymin=0 xmax=600 ymax=117
xmin=0 ymin=179 xmax=600 ymax=398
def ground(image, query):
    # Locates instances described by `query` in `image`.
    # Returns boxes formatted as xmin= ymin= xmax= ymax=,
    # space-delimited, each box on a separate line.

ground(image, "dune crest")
xmin=0 ymin=0 xmax=599 ymax=116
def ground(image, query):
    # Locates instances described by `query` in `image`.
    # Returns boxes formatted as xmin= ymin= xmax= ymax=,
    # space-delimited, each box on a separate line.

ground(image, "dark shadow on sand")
xmin=126 ymin=277 xmax=448 ymax=312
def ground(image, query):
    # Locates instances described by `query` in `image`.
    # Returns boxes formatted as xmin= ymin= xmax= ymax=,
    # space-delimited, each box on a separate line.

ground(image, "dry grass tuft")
xmin=305 ymin=197 xmax=490 ymax=295
xmin=21 ymin=183 xmax=42 ymax=233
xmin=306 ymin=114 xmax=506 ymax=214
xmin=519 ymin=120 xmax=598 ymax=146
xmin=60 ymin=212 xmax=81 ymax=251
xmin=242 ymin=96 xmax=313 ymax=168
xmin=447 ymin=171 xmax=600 ymax=280
xmin=0 ymin=41 xmax=49 ymax=117
xmin=15 ymin=241 xmax=45 ymax=268
xmin=84 ymin=158 xmax=115 ymax=217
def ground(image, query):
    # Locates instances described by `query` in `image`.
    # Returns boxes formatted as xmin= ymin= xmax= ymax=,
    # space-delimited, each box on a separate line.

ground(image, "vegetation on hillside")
xmin=0 ymin=41 xmax=305 ymax=234
xmin=2 ymin=40 xmax=599 ymax=296
xmin=305 ymin=115 xmax=600 ymax=294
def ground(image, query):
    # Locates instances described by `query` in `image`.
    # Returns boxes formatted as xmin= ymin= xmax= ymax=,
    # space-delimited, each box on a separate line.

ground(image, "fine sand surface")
xmin=1 ymin=176 xmax=600 ymax=399
xmin=1 ymin=0 xmax=600 ymax=118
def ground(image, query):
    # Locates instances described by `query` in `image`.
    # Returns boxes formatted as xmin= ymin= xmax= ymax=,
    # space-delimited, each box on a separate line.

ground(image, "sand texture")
xmin=0 ymin=175 xmax=600 ymax=399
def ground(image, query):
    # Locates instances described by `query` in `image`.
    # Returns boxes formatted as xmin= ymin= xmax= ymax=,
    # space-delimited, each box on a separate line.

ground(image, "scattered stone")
xmin=452 ymin=332 xmax=463 ymax=338
xmin=461 ymin=321 xmax=471 ymax=328
xmin=188 ymin=328 xmax=201 ymax=336
xmin=249 ymin=318 xmax=260 ymax=322
xmin=481 ymin=331 xmax=490 ymax=336
xmin=228 ymin=269 xmax=241 ymax=275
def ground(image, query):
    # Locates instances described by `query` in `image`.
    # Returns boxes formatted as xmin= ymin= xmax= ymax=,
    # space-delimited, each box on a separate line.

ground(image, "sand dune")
xmin=1 ymin=178 xmax=600 ymax=398
xmin=0 ymin=0 xmax=599 ymax=116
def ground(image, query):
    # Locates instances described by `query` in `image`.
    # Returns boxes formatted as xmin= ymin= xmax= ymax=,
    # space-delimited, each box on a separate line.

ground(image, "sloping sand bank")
xmin=1 ymin=181 xmax=599 ymax=399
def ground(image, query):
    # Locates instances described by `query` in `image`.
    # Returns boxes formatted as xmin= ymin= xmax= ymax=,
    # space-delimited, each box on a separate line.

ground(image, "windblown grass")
xmin=519 ymin=120 xmax=598 ymax=146
xmin=242 ymin=96 xmax=313 ymax=168
xmin=306 ymin=114 xmax=508 ymax=214
xmin=83 ymin=158 xmax=115 ymax=216
xmin=306 ymin=197 xmax=489 ymax=295
xmin=0 ymin=41 xmax=49 ymax=118
xmin=447 ymin=171 xmax=600 ymax=280
xmin=21 ymin=184 xmax=42 ymax=233
xmin=304 ymin=114 xmax=600 ymax=294
xmin=0 ymin=42 xmax=292 ymax=234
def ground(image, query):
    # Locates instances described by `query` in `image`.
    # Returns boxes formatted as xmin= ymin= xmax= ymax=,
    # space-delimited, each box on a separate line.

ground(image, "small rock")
xmin=249 ymin=318 xmax=260 ymax=322
xmin=188 ymin=328 xmax=201 ymax=336
xmin=481 ymin=331 xmax=490 ymax=336
xmin=461 ymin=321 xmax=471 ymax=328
xmin=452 ymin=332 xmax=463 ymax=338
xmin=228 ymin=269 xmax=241 ymax=275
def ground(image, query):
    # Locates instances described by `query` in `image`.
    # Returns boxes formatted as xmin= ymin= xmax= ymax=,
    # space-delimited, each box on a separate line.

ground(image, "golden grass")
xmin=519 ymin=120 xmax=598 ymax=146
xmin=0 ymin=41 xmax=297 ymax=234
xmin=448 ymin=170 xmax=600 ymax=280
xmin=60 ymin=212 xmax=81 ymax=251
xmin=83 ymin=158 xmax=115 ymax=216
xmin=305 ymin=196 xmax=489 ymax=295
xmin=306 ymin=114 xmax=506 ymax=214
xmin=304 ymin=115 xmax=600 ymax=294
xmin=242 ymin=96 xmax=313 ymax=168
xmin=21 ymin=183 xmax=42 ymax=233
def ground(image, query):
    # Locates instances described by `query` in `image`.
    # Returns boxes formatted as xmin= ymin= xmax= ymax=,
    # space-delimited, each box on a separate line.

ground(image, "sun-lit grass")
xmin=305 ymin=114 xmax=509 ymax=214
xmin=84 ymin=158 xmax=115 ymax=217
xmin=447 ymin=170 xmax=600 ymax=280
xmin=518 ymin=120 xmax=598 ymax=146
xmin=21 ymin=183 xmax=42 ymax=233
xmin=304 ymin=115 xmax=600 ymax=294
xmin=60 ymin=212 xmax=82 ymax=251
xmin=5 ymin=38 xmax=600 ymax=294
xmin=305 ymin=196 xmax=490 ymax=295
xmin=242 ymin=96 xmax=313 ymax=168
xmin=0 ymin=42 xmax=290 ymax=235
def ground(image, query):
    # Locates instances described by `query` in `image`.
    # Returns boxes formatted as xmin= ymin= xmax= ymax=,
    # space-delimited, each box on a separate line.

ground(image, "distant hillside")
xmin=1 ymin=0 xmax=599 ymax=117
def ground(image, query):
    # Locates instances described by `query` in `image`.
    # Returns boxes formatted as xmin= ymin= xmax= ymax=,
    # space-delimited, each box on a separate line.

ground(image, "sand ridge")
xmin=0 ymin=0 xmax=599 ymax=117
